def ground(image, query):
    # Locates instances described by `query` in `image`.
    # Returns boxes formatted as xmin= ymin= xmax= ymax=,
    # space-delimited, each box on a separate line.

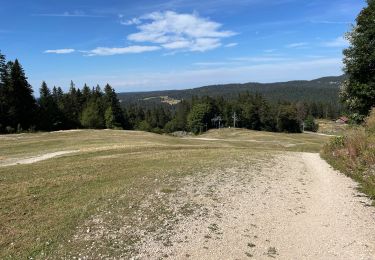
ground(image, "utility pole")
xmin=211 ymin=115 xmax=222 ymax=129
xmin=232 ymin=112 xmax=238 ymax=128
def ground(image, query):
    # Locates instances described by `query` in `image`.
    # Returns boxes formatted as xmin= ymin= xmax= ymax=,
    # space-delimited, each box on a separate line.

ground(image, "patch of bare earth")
xmin=64 ymin=153 xmax=375 ymax=259
xmin=0 ymin=150 xmax=79 ymax=167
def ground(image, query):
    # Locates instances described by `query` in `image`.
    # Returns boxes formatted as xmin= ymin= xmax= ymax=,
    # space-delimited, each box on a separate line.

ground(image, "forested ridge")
xmin=118 ymin=75 xmax=345 ymax=104
xmin=0 ymin=50 xmax=340 ymax=134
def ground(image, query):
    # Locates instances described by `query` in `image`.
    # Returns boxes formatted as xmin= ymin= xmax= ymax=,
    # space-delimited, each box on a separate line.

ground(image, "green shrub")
xmin=330 ymin=135 xmax=345 ymax=148
xmin=304 ymin=115 xmax=319 ymax=132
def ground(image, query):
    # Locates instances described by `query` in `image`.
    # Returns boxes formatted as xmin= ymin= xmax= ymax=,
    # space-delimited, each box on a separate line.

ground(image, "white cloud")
xmin=162 ymin=40 xmax=191 ymax=49
xmin=126 ymin=11 xmax=236 ymax=52
xmin=285 ymin=42 xmax=308 ymax=48
xmin=45 ymin=11 xmax=235 ymax=57
xmin=86 ymin=45 xmax=161 ymax=56
xmin=225 ymin=43 xmax=238 ymax=48
xmin=323 ymin=37 xmax=349 ymax=48
xmin=44 ymin=49 xmax=75 ymax=54
xmin=190 ymin=38 xmax=222 ymax=52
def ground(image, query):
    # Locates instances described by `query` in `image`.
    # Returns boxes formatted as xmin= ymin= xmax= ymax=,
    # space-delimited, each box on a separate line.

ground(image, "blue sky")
xmin=0 ymin=0 xmax=366 ymax=93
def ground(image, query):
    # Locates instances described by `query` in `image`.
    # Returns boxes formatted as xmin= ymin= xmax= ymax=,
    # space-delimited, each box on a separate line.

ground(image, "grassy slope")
xmin=316 ymin=119 xmax=348 ymax=135
xmin=321 ymin=128 xmax=375 ymax=203
xmin=0 ymin=129 xmax=328 ymax=259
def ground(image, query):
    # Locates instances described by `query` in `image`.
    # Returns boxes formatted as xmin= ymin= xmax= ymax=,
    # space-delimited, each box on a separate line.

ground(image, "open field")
xmin=1 ymin=129 xmax=375 ymax=259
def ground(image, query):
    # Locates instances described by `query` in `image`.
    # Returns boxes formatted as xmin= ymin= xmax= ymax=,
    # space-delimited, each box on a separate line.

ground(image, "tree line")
xmin=0 ymin=51 xmax=322 ymax=134
xmin=0 ymin=52 xmax=126 ymax=133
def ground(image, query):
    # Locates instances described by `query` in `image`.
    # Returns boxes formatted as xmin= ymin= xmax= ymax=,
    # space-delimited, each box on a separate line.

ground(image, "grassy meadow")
xmin=0 ymin=129 xmax=328 ymax=258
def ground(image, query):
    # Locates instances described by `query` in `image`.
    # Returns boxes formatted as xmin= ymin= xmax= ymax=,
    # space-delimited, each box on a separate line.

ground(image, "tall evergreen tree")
xmin=276 ymin=104 xmax=301 ymax=133
xmin=7 ymin=59 xmax=36 ymax=130
xmin=187 ymin=103 xmax=211 ymax=134
xmin=103 ymin=84 xmax=125 ymax=128
xmin=341 ymin=0 xmax=375 ymax=119
xmin=0 ymin=51 xmax=8 ymax=131
xmin=38 ymin=81 xmax=61 ymax=130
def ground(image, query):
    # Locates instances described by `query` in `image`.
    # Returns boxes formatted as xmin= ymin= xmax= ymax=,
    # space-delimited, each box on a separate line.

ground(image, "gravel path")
xmin=136 ymin=152 xmax=375 ymax=259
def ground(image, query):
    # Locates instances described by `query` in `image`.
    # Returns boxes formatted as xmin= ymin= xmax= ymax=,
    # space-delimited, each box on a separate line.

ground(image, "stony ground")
xmin=1 ymin=129 xmax=374 ymax=259
xmin=65 ymin=152 xmax=375 ymax=260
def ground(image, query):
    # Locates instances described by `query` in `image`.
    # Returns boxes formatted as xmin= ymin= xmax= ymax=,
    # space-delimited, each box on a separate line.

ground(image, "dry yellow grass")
xmin=317 ymin=119 xmax=348 ymax=135
xmin=0 ymin=129 xmax=328 ymax=258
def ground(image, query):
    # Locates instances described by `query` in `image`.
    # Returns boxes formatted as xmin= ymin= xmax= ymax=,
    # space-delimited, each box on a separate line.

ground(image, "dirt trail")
xmin=0 ymin=150 xmax=78 ymax=167
xmin=136 ymin=153 xmax=375 ymax=259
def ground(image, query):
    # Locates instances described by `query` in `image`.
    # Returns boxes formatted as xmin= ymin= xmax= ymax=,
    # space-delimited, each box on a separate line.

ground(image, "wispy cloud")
xmin=231 ymin=56 xmax=290 ymax=62
xmin=322 ymin=36 xmax=349 ymax=48
xmin=194 ymin=55 xmax=290 ymax=67
xmin=193 ymin=62 xmax=237 ymax=67
xmin=45 ymin=11 xmax=236 ymax=57
xmin=85 ymin=45 xmax=161 ymax=56
xmin=33 ymin=11 xmax=103 ymax=18
xmin=126 ymin=11 xmax=236 ymax=52
xmin=309 ymin=20 xmax=352 ymax=25
xmin=44 ymin=49 xmax=75 ymax=54
xmin=225 ymin=43 xmax=238 ymax=48
xmin=119 ymin=15 xmax=142 ymax=25
xmin=285 ymin=42 xmax=308 ymax=48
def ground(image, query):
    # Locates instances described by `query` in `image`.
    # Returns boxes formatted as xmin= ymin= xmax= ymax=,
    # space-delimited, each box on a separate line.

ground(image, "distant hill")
xmin=118 ymin=75 xmax=346 ymax=105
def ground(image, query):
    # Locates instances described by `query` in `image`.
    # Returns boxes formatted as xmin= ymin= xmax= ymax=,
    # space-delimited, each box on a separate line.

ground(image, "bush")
xmin=164 ymin=119 xmax=179 ymax=133
xmin=304 ymin=115 xmax=319 ymax=132
xmin=5 ymin=126 xmax=15 ymax=134
xmin=330 ymin=135 xmax=345 ymax=149
xmin=136 ymin=120 xmax=151 ymax=132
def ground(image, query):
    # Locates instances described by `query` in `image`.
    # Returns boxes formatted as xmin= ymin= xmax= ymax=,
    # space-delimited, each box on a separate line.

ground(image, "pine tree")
xmin=187 ymin=103 xmax=211 ymax=134
xmin=7 ymin=59 xmax=36 ymax=130
xmin=103 ymin=84 xmax=125 ymax=128
xmin=38 ymin=81 xmax=61 ymax=130
xmin=0 ymin=51 xmax=8 ymax=131
xmin=105 ymin=106 xmax=115 ymax=129
xmin=341 ymin=0 xmax=375 ymax=120
xmin=82 ymin=83 xmax=91 ymax=104
xmin=276 ymin=104 xmax=301 ymax=133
